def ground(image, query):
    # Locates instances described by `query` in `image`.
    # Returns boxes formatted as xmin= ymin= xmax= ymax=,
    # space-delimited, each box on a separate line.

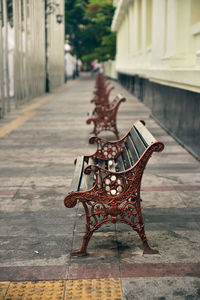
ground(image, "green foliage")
xmin=65 ymin=0 xmax=116 ymax=64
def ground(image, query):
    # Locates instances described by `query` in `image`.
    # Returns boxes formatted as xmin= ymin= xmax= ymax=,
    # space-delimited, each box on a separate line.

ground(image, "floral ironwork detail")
xmin=86 ymin=97 xmax=126 ymax=139
xmin=89 ymin=136 xmax=125 ymax=160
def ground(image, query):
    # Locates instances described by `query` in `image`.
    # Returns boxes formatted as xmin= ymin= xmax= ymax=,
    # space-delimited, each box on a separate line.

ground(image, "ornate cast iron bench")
xmin=86 ymin=94 xmax=126 ymax=139
xmin=91 ymin=83 xmax=114 ymax=108
xmin=64 ymin=120 xmax=164 ymax=256
xmin=91 ymin=73 xmax=114 ymax=108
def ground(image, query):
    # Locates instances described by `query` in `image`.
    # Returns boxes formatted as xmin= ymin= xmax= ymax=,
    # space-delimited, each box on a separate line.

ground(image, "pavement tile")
xmin=116 ymin=230 xmax=200 ymax=264
xmin=0 ymin=266 xmax=67 ymax=281
xmin=4 ymin=280 xmax=65 ymax=300
xmin=0 ymin=74 xmax=199 ymax=298
xmin=142 ymin=172 xmax=200 ymax=186
xmin=68 ymin=263 xmax=121 ymax=280
xmin=0 ymin=282 xmax=10 ymax=298
xmin=0 ymin=231 xmax=72 ymax=267
xmin=121 ymin=277 xmax=200 ymax=300
xmin=64 ymin=278 xmax=123 ymax=299
xmin=120 ymin=263 xmax=200 ymax=277
xmin=71 ymin=232 xmax=119 ymax=264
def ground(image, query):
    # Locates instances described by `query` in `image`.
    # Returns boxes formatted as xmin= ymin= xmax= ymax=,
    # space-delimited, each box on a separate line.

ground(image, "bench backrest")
xmin=93 ymin=94 xmax=125 ymax=118
xmin=116 ymin=121 xmax=157 ymax=171
xmin=93 ymin=85 xmax=114 ymax=106
xmin=110 ymin=94 xmax=124 ymax=108
xmin=92 ymin=73 xmax=115 ymax=106
xmin=83 ymin=121 xmax=164 ymax=192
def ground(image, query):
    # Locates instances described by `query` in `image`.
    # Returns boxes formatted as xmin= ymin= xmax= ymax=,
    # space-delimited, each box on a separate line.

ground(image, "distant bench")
xmin=91 ymin=82 xmax=114 ymax=108
xmin=86 ymin=94 xmax=126 ymax=139
xmin=64 ymin=120 xmax=164 ymax=256
xmin=91 ymin=72 xmax=114 ymax=108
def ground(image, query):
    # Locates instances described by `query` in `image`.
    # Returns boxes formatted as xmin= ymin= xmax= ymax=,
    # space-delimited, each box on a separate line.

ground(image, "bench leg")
xmin=135 ymin=225 xmax=159 ymax=255
xmin=69 ymin=196 xmax=159 ymax=255
xmin=71 ymin=201 xmax=107 ymax=256
xmin=143 ymin=240 xmax=159 ymax=254
xmin=71 ymin=231 xmax=93 ymax=256
xmin=71 ymin=229 xmax=94 ymax=256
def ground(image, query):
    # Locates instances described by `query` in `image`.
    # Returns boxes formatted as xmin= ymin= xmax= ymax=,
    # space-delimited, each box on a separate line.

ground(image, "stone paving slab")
xmin=0 ymin=73 xmax=200 ymax=299
xmin=122 ymin=277 xmax=200 ymax=300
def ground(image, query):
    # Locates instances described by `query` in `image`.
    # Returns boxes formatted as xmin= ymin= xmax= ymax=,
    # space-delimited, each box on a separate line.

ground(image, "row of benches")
xmin=64 ymin=73 xmax=164 ymax=256
xmin=86 ymin=73 xmax=126 ymax=139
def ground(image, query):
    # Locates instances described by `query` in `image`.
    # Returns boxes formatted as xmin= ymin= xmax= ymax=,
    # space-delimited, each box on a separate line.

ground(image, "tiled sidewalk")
xmin=0 ymin=73 xmax=200 ymax=299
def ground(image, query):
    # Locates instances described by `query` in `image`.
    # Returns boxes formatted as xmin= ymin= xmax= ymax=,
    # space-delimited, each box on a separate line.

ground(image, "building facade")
xmin=0 ymin=0 xmax=65 ymax=119
xmin=111 ymin=0 xmax=200 ymax=160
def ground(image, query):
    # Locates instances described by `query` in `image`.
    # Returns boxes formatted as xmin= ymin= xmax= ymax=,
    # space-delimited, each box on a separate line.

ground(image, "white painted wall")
xmin=111 ymin=0 xmax=200 ymax=92
xmin=103 ymin=60 xmax=117 ymax=80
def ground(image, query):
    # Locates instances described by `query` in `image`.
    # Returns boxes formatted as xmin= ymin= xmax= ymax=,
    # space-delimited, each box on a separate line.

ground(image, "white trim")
xmin=111 ymin=0 xmax=132 ymax=32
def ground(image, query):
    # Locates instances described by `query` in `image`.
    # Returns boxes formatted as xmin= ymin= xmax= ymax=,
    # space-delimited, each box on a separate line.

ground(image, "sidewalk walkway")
xmin=0 ymin=73 xmax=200 ymax=299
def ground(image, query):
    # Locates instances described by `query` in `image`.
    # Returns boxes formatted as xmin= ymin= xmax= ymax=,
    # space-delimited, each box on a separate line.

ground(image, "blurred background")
xmin=0 ymin=0 xmax=199 ymax=159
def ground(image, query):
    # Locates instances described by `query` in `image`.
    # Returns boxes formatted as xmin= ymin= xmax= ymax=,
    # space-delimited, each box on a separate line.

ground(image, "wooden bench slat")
xmin=85 ymin=157 xmax=97 ymax=190
xmin=69 ymin=156 xmax=85 ymax=193
xmin=110 ymin=95 xmax=119 ymax=107
xmin=134 ymin=121 xmax=156 ymax=146
xmin=80 ymin=157 xmax=108 ymax=191
xmin=122 ymin=145 xmax=133 ymax=169
xmin=79 ymin=157 xmax=94 ymax=191
xmin=96 ymin=158 xmax=106 ymax=169
xmin=125 ymin=135 xmax=140 ymax=165
xmin=130 ymin=127 xmax=146 ymax=157
xmin=108 ymin=160 xmax=117 ymax=172
xmin=115 ymin=154 xmax=126 ymax=172
xmin=110 ymin=94 xmax=124 ymax=108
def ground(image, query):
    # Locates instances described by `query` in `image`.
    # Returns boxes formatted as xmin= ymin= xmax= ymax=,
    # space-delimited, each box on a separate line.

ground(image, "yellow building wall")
xmin=111 ymin=0 xmax=200 ymax=93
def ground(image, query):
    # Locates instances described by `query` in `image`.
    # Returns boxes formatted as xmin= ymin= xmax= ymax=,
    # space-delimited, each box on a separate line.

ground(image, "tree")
xmin=65 ymin=0 xmax=116 ymax=64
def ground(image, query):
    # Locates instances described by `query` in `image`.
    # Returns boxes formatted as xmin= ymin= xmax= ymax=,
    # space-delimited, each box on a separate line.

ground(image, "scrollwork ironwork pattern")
xmin=86 ymin=98 xmax=125 ymax=139
xmin=87 ymin=113 xmax=119 ymax=138
xmin=89 ymin=137 xmax=124 ymax=160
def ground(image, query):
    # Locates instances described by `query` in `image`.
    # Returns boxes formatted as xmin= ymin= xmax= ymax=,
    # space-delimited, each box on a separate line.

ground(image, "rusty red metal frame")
xmin=86 ymin=96 xmax=126 ymax=139
xmin=64 ymin=128 xmax=164 ymax=256
xmin=91 ymin=73 xmax=115 ymax=110
xmin=91 ymin=85 xmax=115 ymax=107
xmin=87 ymin=73 xmax=126 ymax=138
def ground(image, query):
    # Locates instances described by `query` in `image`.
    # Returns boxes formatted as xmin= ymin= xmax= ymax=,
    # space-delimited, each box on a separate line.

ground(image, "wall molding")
xmin=111 ymin=0 xmax=132 ymax=32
